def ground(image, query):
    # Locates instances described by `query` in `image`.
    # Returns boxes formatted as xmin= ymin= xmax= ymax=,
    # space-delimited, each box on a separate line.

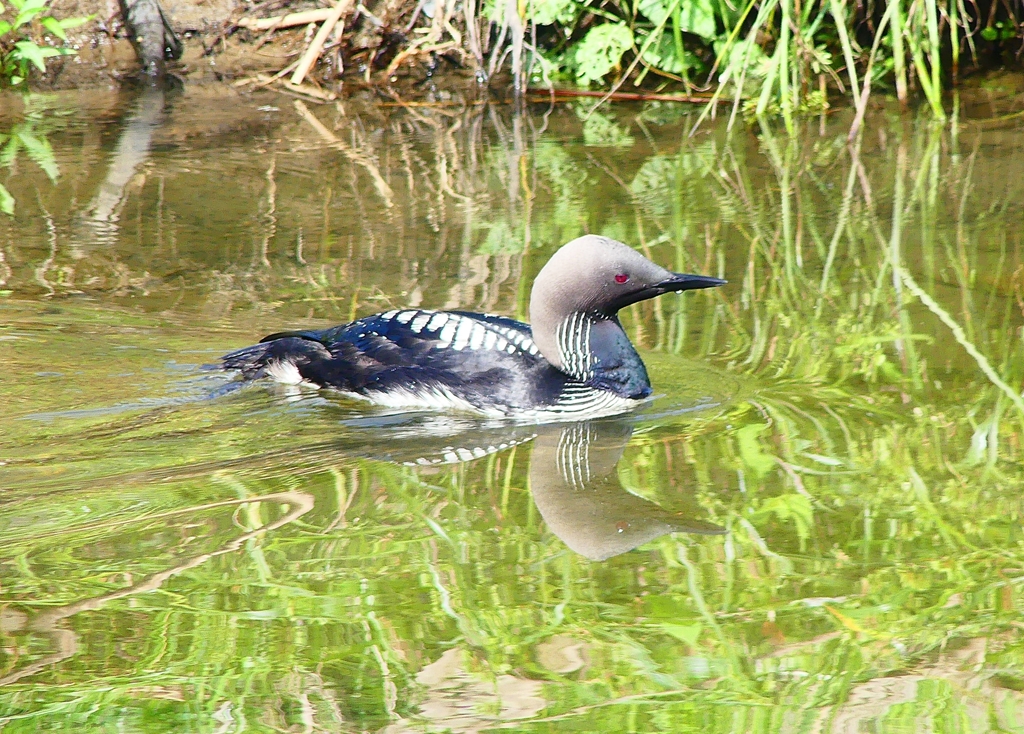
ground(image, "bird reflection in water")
xmin=358 ymin=413 xmax=725 ymax=560
xmin=528 ymin=420 xmax=725 ymax=560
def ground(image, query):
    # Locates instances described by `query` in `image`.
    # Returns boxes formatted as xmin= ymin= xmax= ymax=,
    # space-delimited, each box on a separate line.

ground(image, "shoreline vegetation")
xmin=1 ymin=0 xmax=1023 ymax=131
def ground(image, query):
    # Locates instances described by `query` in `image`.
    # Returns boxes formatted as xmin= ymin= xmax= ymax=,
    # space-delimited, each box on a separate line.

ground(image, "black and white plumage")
xmin=222 ymin=235 xmax=726 ymax=421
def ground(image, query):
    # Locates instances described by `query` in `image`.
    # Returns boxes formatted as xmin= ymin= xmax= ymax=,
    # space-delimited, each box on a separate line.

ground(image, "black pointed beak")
xmin=656 ymin=273 xmax=728 ymax=293
xmin=609 ymin=272 xmax=726 ymax=312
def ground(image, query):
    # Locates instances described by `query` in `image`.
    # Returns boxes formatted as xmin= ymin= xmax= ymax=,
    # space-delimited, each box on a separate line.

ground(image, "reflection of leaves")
xmin=735 ymin=423 xmax=776 ymax=478
xmin=0 ymin=101 xmax=66 ymax=213
xmin=661 ymin=622 xmax=702 ymax=646
xmin=477 ymin=220 xmax=523 ymax=255
xmin=0 ymin=182 xmax=13 ymax=214
xmin=597 ymin=221 xmax=631 ymax=244
xmin=531 ymin=142 xmax=590 ymax=244
xmin=574 ymin=23 xmax=634 ymax=85
xmin=630 ymin=150 xmax=713 ymax=215
xmin=630 ymin=155 xmax=675 ymax=216
xmin=582 ymin=110 xmax=634 ymax=147
xmin=755 ymin=493 xmax=814 ymax=541
xmin=0 ymin=134 xmax=19 ymax=168
xmin=17 ymin=130 xmax=58 ymax=181
xmin=637 ymin=102 xmax=691 ymax=125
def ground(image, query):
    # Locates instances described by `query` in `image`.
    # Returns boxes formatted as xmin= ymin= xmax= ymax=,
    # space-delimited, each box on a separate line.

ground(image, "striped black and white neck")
xmin=222 ymin=235 xmax=726 ymax=422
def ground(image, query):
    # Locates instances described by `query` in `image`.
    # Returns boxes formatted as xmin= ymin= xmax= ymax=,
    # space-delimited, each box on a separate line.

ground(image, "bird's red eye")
xmin=614 ymin=274 xmax=629 ymax=284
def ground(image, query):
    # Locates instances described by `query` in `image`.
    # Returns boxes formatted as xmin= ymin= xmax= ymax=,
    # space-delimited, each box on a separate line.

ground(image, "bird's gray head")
xmin=529 ymin=235 xmax=725 ymax=371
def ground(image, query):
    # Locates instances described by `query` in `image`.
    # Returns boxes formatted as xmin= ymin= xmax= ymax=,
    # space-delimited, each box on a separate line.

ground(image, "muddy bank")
xmin=36 ymin=0 xmax=495 ymax=98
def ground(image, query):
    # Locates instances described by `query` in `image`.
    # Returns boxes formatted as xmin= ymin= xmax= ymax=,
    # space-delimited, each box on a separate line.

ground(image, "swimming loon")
xmin=222 ymin=235 xmax=726 ymax=420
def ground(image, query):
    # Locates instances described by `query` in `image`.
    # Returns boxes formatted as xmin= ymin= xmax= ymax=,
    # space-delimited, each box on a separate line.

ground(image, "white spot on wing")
xmin=483 ymin=331 xmax=497 ymax=350
xmin=410 ymin=313 xmax=431 ymax=333
xmin=396 ymin=311 xmax=416 ymax=324
xmin=427 ymin=313 xmax=449 ymax=332
xmin=438 ymin=321 xmax=457 ymax=346
xmin=468 ymin=323 xmax=486 ymax=350
xmin=451 ymin=317 xmax=475 ymax=351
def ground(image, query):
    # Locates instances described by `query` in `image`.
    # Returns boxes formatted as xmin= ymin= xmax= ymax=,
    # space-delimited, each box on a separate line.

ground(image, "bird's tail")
xmin=222 ymin=337 xmax=332 ymax=384
xmin=222 ymin=342 xmax=276 ymax=378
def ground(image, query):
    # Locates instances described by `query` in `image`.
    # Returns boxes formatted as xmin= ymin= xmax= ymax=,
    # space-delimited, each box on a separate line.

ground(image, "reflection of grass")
xmin=3 ymin=104 xmax=1024 ymax=730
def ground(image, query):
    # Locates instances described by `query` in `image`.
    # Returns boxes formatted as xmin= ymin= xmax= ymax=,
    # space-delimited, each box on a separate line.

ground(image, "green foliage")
xmin=572 ymin=22 xmax=633 ymax=85
xmin=639 ymin=30 xmax=699 ymax=76
xmin=638 ymin=0 xmax=716 ymax=39
xmin=515 ymin=0 xmax=1022 ymax=128
xmin=526 ymin=0 xmax=578 ymax=28
xmin=0 ymin=0 xmax=88 ymax=85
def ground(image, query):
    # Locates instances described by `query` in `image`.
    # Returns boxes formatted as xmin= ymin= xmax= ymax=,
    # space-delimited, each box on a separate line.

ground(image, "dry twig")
xmin=237 ymin=8 xmax=337 ymax=30
xmin=291 ymin=0 xmax=355 ymax=86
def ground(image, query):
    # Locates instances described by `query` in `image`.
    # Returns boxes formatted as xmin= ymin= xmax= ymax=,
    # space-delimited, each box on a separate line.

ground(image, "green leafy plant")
xmin=504 ymin=0 xmax=1020 ymax=130
xmin=0 ymin=0 xmax=89 ymax=85
xmin=573 ymin=22 xmax=634 ymax=85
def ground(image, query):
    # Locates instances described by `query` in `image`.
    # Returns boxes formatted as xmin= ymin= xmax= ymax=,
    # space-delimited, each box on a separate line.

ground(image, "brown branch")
xmin=290 ymin=0 xmax=354 ymax=87
xmin=237 ymin=8 xmax=336 ymax=30
xmin=524 ymin=87 xmax=718 ymax=103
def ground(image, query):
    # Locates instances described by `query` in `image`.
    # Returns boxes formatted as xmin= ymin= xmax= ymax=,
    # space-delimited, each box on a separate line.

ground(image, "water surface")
xmin=2 ymin=85 xmax=1024 ymax=732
